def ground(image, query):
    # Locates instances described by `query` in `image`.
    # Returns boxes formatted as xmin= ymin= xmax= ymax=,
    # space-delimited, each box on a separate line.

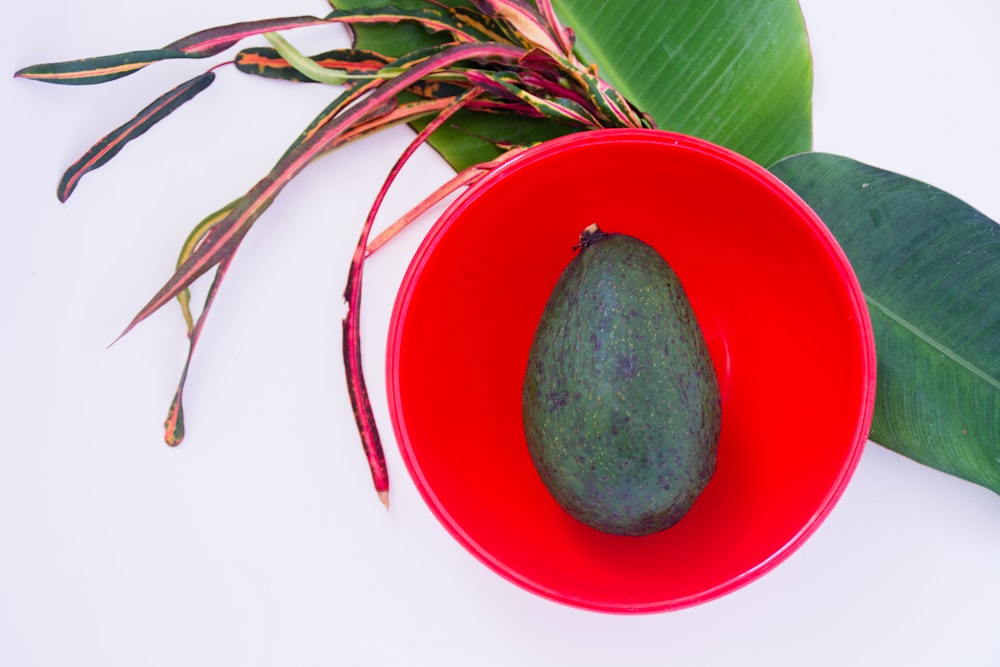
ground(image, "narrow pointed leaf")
xmin=770 ymin=152 xmax=1000 ymax=494
xmin=58 ymin=71 xmax=215 ymax=201
xmin=175 ymin=200 xmax=240 ymax=333
xmin=326 ymin=6 xmax=488 ymax=43
xmin=164 ymin=15 xmax=329 ymax=56
xmin=15 ymin=49 xmax=191 ymax=85
xmin=330 ymin=0 xmax=466 ymax=58
xmin=468 ymin=70 xmax=598 ymax=127
xmin=234 ymin=47 xmax=389 ymax=82
xmin=581 ymin=71 xmax=648 ymax=129
xmin=15 ymin=16 xmax=329 ymax=85
xmin=164 ymin=252 xmax=236 ymax=446
xmin=534 ymin=0 xmax=575 ymax=55
xmin=343 ymin=87 xmax=482 ymax=505
xmin=470 ymin=0 xmax=564 ymax=53
xmin=365 ymin=144 xmax=528 ymax=255
xmin=448 ymin=6 xmax=513 ymax=44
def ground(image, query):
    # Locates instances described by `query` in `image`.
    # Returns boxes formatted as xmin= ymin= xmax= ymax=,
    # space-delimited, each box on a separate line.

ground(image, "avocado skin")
xmin=522 ymin=229 xmax=721 ymax=537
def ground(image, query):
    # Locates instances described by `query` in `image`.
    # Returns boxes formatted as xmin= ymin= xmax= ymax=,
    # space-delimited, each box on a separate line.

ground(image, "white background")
xmin=3 ymin=1 xmax=998 ymax=665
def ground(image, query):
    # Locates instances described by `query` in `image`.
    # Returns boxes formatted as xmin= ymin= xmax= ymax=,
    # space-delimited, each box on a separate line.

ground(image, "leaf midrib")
xmin=866 ymin=295 xmax=1000 ymax=390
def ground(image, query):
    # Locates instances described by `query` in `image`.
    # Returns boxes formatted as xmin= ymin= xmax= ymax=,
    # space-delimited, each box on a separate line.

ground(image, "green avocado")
xmin=522 ymin=224 xmax=721 ymax=536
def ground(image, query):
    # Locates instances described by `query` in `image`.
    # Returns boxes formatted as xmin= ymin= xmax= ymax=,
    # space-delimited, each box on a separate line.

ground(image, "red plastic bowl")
xmin=386 ymin=129 xmax=876 ymax=613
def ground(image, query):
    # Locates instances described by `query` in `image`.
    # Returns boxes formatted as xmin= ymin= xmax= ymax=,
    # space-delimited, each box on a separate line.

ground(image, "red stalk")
xmin=364 ymin=146 xmax=527 ymax=256
xmin=343 ymin=88 xmax=484 ymax=508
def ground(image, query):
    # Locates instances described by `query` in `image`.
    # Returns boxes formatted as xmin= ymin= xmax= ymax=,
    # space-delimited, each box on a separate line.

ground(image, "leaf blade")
xmin=14 ymin=16 xmax=330 ymax=85
xmin=14 ymin=49 xmax=190 ymax=85
xmin=547 ymin=0 xmax=813 ymax=166
xmin=770 ymin=152 xmax=1000 ymax=494
xmin=57 ymin=71 xmax=215 ymax=201
xmin=234 ymin=47 xmax=389 ymax=82
xmin=164 ymin=15 xmax=330 ymax=56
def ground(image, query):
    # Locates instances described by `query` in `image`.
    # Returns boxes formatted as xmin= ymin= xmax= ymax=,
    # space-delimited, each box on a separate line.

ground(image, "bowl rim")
xmin=386 ymin=128 xmax=877 ymax=613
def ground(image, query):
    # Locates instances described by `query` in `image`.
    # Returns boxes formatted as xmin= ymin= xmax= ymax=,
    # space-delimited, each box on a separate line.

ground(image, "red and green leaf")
xmin=343 ymin=87 xmax=483 ymax=507
xmin=234 ymin=46 xmax=390 ymax=82
xmin=14 ymin=49 xmax=193 ymax=85
xmin=326 ymin=5 xmax=493 ymax=43
xmin=164 ymin=15 xmax=329 ymax=56
xmin=470 ymin=0 xmax=564 ymax=54
xmin=14 ymin=16 xmax=329 ymax=85
xmin=163 ymin=251 xmax=236 ymax=446
xmin=174 ymin=200 xmax=240 ymax=333
xmin=57 ymin=71 xmax=215 ymax=201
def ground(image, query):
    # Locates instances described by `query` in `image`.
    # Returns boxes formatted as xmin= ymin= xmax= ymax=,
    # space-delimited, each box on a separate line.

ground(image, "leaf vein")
xmin=866 ymin=295 xmax=1000 ymax=390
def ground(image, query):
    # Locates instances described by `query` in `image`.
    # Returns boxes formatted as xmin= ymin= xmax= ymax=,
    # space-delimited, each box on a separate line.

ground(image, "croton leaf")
xmin=57 ymin=72 xmax=215 ymax=201
xmin=14 ymin=16 xmax=329 ymax=84
xmin=770 ymin=152 xmax=1000 ymax=495
xmin=332 ymin=0 xmax=812 ymax=169
xmin=330 ymin=0 xmax=571 ymax=168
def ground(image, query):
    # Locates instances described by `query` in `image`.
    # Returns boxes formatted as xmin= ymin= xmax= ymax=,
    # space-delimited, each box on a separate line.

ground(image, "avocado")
xmin=522 ymin=224 xmax=721 ymax=536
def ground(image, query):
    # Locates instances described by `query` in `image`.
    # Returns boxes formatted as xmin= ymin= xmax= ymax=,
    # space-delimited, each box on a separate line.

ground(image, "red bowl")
xmin=386 ymin=129 xmax=876 ymax=613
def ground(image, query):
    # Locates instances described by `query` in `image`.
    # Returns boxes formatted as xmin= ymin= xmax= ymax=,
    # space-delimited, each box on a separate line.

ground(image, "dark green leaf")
xmin=14 ymin=49 xmax=191 ymax=85
xmin=57 ymin=72 xmax=215 ymax=201
xmin=770 ymin=152 xmax=1000 ymax=494
xmin=14 ymin=16 xmax=329 ymax=85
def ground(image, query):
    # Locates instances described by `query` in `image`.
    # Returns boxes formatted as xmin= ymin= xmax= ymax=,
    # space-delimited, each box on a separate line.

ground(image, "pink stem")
xmin=365 ymin=146 xmax=528 ymax=256
xmin=343 ymin=89 xmax=484 ymax=508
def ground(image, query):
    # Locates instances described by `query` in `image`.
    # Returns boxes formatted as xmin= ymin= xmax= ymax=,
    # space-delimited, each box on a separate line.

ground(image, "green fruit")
xmin=522 ymin=224 xmax=722 ymax=536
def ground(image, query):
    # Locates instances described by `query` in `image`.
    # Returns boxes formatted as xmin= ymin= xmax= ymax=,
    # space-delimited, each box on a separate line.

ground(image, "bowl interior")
xmin=387 ymin=129 xmax=876 ymax=613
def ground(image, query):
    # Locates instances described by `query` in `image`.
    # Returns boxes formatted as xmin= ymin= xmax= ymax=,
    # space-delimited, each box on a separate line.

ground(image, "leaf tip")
xmin=164 ymin=392 xmax=185 ymax=446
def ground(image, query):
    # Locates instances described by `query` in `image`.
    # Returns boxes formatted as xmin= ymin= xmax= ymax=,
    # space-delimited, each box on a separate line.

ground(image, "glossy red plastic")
xmin=386 ymin=129 xmax=877 ymax=613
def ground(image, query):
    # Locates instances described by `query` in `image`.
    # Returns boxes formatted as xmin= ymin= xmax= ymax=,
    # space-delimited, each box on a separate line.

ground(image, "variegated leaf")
xmin=57 ymin=72 xmax=215 ymax=201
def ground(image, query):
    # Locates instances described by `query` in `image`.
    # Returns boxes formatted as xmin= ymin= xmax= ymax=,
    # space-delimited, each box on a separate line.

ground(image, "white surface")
xmin=2 ymin=1 xmax=998 ymax=665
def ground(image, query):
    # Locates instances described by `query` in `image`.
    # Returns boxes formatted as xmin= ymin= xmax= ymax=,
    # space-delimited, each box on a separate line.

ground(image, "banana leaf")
xmin=771 ymin=152 xmax=1000 ymax=494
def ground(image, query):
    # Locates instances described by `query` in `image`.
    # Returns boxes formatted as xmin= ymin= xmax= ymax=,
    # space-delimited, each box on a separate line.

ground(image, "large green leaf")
xmin=333 ymin=0 xmax=812 ymax=169
xmin=770 ymin=153 xmax=1000 ymax=494
xmin=552 ymin=0 xmax=812 ymax=167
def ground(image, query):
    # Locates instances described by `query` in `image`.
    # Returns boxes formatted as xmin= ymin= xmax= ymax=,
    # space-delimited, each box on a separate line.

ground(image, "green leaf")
xmin=551 ymin=0 xmax=812 ymax=167
xmin=770 ymin=152 xmax=1000 ymax=494
xmin=262 ymin=32 xmax=354 ymax=84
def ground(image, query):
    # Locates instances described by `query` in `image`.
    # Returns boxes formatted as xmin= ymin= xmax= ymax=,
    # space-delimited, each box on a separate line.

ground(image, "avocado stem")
xmin=576 ymin=223 xmax=606 ymax=250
